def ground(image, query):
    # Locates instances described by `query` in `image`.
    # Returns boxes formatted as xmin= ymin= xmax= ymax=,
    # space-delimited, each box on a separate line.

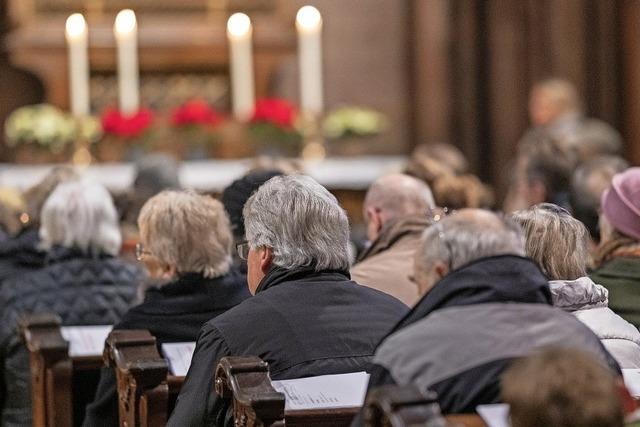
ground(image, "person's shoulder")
xmin=348 ymin=278 xmax=410 ymax=308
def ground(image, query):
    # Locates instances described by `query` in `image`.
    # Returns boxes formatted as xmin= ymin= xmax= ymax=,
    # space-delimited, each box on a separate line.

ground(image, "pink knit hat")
xmin=601 ymin=167 xmax=640 ymax=241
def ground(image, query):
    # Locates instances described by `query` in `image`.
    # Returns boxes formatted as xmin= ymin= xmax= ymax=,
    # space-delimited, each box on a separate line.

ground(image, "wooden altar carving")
xmin=6 ymin=0 xmax=295 ymax=113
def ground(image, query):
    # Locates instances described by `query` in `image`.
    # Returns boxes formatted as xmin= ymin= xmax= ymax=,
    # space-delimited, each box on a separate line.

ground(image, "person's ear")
xmin=366 ymin=207 xmax=384 ymax=238
xmin=161 ymin=264 xmax=177 ymax=280
xmin=616 ymin=379 xmax=637 ymax=415
xmin=434 ymin=261 xmax=450 ymax=279
xmin=260 ymin=247 xmax=274 ymax=274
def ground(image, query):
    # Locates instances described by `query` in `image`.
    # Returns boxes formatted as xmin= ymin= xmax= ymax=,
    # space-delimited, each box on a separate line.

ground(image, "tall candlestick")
xmin=65 ymin=13 xmax=90 ymax=117
xmin=114 ymin=9 xmax=140 ymax=115
xmin=227 ymin=13 xmax=255 ymax=122
xmin=296 ymin=6 xmax=323 ymax=115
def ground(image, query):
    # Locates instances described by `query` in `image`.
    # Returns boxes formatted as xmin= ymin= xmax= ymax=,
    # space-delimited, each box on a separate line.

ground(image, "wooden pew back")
xmin=104 ymin=330 xmax=169 ymax=427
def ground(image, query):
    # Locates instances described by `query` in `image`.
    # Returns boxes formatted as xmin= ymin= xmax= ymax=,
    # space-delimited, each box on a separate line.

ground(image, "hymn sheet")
xmin=161 ymin=342 xmax=197 ymax=377
xmin=60 ymin=325 xmax=113 ymax=357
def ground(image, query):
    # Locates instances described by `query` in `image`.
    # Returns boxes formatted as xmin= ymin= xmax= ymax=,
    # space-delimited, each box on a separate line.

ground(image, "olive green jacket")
xmin=591 ymin=257 xmax=640 ymax=328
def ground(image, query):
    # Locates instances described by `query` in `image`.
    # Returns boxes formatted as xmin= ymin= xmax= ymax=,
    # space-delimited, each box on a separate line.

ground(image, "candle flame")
xmin=296 ymin=5 xmax=322 ymax=30
xmin=66 ymin=13 xmax=87 ymax=38
xmin=227 ymin=13 xmax=252 ymax=37
xmin=115 ymin=9 xmax=137 ymax=34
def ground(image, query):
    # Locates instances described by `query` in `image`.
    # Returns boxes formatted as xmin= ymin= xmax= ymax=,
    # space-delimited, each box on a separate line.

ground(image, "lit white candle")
xmin=227 ymin=13 xmax=255 ymax=122
xmin=65 ymin=13 xmax=90 ymax=117
xmin=114 ymin=9 xmax=140 ymax=115
xmin=296 ymin=6 xmax=323 ymax=115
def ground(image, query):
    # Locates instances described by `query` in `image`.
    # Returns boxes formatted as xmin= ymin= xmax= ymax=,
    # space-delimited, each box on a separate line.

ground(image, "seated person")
xmin=502 ymin=347 xmax=626 ymax=427
xmin=570 ymin=155 xmax=628 ymax=247
xmin=221 ymin=169 xmax=283 ymax=271
xmin=0 ymin=180 xmax=143 ymax=427
xmin=355 ymin=209 xmax=619 ymax=421
xmin=351 ymin=173 xmax=435 ymax=306
xmin=591 ymin=168 xmax=640 ymax=327
xmin=83 ymin=190 xmax=250 ymax=426
xmin=167 ymin=175 xmax=408 ymax=426
xmin=0 ymin=166 xmax=79 ymax=284
xmin=512 ymin=203 xmax=640 ymax=368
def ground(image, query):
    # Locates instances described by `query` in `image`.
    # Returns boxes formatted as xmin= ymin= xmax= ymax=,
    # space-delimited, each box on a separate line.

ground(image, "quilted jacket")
xmin=0 ymin=246 xmax=143 ymax=427
xmin=0 ymin=229 xmax=46 ymax=286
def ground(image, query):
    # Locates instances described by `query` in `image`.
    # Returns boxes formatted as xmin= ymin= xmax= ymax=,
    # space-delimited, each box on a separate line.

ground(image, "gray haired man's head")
xmin=364 ymin=173 xmax=435 ymax=241
xmin=413 ymin=209 xmax=525 ymax=295
xmin=243 ymin=174 xmax=350 ymax=273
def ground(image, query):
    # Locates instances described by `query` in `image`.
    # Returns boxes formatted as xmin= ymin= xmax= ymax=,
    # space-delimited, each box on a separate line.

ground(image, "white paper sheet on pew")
xmin=161 ymin=342 xmax=196 ymax=377
xmin=623 ymin=369 xmax=640 ymax=397
xmin=60 ymin=325 xmax=113 ymax=357
xmin=271 ymin=372 xmax=369 ymax=411
xmin=476 ymin=403 xmax=510 ymax=427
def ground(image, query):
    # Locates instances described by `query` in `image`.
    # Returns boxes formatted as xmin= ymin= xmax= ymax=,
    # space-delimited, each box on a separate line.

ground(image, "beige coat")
xmin=351 ymin=216 xmax=429 ymax=306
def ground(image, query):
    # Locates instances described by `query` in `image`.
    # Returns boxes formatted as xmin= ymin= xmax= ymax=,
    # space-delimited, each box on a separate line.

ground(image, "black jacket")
xmin=353 ymin=255 xmax=620 ymax=424
xmin=167 ymin=266 xmax=409 ymax=427
xmin=0 ymin=247 xmax=143 ymax=427
xmin=82 ymin=270 xmax=251 ymax=427
xmin=0 ymin=228 xmax=45 ymax=286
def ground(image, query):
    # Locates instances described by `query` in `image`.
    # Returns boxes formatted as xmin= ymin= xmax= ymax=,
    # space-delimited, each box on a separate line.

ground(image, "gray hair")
xmin=243 ymin=174 xmax=350 ymax=271
xmin=418 ymin=209 xmax=525 ymax=271
xmin=364 ymin=173 xmax=435 ymax=220
xmin=511 ymin=204 xmax=590 ymax=280
xmin=39 ymin=180 xmax=121 ymax=256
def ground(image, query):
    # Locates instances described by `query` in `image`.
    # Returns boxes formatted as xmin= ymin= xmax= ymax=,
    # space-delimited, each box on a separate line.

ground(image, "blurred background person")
xmin=0 ymin=180 xmax=143 ymax=427
xmin=0 ymin=188 xmax=25 ymax=243
xmin=0 ymin=166 xmax=79 ymax=284
xmin=84 ymin=190 xmax=250 ymax=426
xmin=591 ymin=168 xmax=640 ymax=328
xmin=502 ymin=347 xmax=627 ymax=427
xmin=512 ymin=203 xmax=640 ymax=368
xmin=571 ymin=156 xmax=629 ymax=248
xmin=221 ymin=169 xmax=283 ymax=270
xmin=351 ymin=173 xmax=435 ymax=306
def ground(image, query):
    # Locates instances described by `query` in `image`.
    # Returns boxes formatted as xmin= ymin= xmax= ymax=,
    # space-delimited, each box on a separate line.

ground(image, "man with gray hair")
xmin=168 ymin=175 xmax=408 ymax=426
xmin=352 ymin=173 xmax=435 ymax=305
xmin=354 ymin=209 xmax=620 ymax=422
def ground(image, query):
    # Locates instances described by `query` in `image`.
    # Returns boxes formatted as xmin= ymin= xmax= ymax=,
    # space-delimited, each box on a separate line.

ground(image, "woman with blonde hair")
xmin=84 ymin=190 xmax=250 ymax=426
xmin=512 ymin=203 xmax=640 ymax=368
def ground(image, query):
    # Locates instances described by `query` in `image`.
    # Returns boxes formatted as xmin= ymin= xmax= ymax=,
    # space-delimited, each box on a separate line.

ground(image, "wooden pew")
xmin=215 ymin=359 xmax=487 ymax=427
xmin=20 ymin=314 xmax=108 ymax=427
xmin=104 ymin=330 xmax=171 ymax=427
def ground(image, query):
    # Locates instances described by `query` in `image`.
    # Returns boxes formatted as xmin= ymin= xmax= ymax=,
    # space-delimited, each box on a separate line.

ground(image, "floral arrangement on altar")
xmin=323 ymin=106 xmax=388 ymax=139
xmin=101 ymin=107 xmax=154 ymax=139
xmin=248 ymin=98 xmax=303 ymax=157
xmin=170 ymin=100 xmax=224 ymax=158
xmin=5 ymin=104 xmax=102 ymax=152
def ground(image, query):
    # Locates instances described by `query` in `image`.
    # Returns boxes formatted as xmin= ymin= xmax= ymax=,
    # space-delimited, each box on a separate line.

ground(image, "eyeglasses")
xmin=427 ymin=207 xmax=455 ymax=271
xmin=135 ymin=242 xmax=152 ymax=261
xmin=236 ymin=241 xmax=250 ymax=261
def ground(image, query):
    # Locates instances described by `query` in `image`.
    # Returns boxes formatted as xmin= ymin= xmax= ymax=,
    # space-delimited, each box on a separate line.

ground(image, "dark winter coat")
xmin=0 ymin=229 xmax=45 ymax=286
xmin=167 ymin=266 xmax=409 ymax=427
xmin=0 ymin=247 xmax=143 ymax=427
xmin=353 ymin=255 xmax=620 ymax=424
xmin=82 ymin=270 xmax=251 ymax=427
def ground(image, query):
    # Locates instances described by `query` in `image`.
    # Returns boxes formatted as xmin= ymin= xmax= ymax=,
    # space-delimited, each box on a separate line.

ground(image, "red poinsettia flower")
xmin=101 ymin=107 xmax=154 ymax=138
xmin=171 ymin=99 xmax=224 ymax=127
xmin=250 ymin=98 xmax=297 ymax=129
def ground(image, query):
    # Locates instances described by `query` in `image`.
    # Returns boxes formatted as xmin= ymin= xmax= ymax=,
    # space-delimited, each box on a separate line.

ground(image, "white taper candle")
xmin=114 ymin=9 xmax=140 ymax=115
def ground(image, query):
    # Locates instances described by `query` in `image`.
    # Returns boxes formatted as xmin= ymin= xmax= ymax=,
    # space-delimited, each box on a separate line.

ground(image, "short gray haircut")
xmin=418 ymin=209 xmax=525 ymax=271
xmin=40 ymin=180 xmax=121 ymax=256
xmin=243 ymin=174 xmax=350 ymax=271
xmin=365 ymin=173 xmax=435 ymax=220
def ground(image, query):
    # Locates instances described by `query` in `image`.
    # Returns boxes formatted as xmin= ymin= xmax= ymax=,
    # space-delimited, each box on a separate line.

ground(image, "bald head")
xmin=413 ymin=209 xmax=525 ymax=295
xmin=365 ymin=174 xmax=435 ymax=220
xmin=364 ymin=174 xmax=435 ymax=241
